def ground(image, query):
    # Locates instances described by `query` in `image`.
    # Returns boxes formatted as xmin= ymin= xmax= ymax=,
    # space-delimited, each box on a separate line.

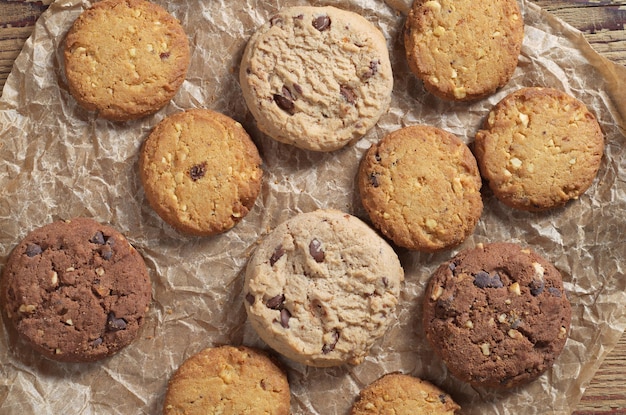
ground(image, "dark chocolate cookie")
xmin=422 ymin=242 xmax=571 ymax=389
xmin=1 ymin=218 xmax=151 ymax=362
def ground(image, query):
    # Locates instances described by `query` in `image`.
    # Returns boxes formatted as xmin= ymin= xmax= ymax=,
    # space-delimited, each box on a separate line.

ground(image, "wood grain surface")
xmin=1 ymin=0 xmax=625 ymax=413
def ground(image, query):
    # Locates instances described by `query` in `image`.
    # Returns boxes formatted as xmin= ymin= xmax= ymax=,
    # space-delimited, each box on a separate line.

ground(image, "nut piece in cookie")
xmin=404 ymin=0 xmax=523 ymax=101
xmin=1 ymin=218 xmax=151 ymax=362
xmin=474 ymin=87 xmax=604 ymax=211
xmin=64 ymin=0 xmax=190 ymax=121
xmin=239 ymin=6 xmax=393 ymax=152
xmin=422 ymin=242 xmax=571 ymax=389
xmin=139 ymin=109 xmax=263 ymax=236
xmin=244 ymin=209 xmax=404 ymax=367
xmin=358 ymin=125 xmax=483 ymax=252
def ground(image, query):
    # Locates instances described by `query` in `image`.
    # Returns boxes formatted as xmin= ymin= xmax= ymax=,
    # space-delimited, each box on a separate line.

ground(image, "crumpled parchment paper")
xmin=1 ymin=0 xmax=626 ymax=413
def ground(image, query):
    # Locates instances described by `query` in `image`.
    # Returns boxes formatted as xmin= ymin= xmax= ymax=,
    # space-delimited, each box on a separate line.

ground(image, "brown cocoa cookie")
xmin=163 ymin=345 xmax=290 ymax=415
xmin=350 ymin=373 xmax=460 ymax=414
xmin=474 ymin=87 xmax=604 ymax=211
xmin=64 ymin=0 xmax=190 ymax=121
xmin=423 ymin=242 xmax=571 ymax=389
xmin=358 ymin=125 xmax=483 ymax=252
xmin=139 ymin=108 xmax=263 ymax=236
xmin=404 ymin=0 xmax=524 ymax=101
xmin=1 ymin=218 xmax=151 ymax=362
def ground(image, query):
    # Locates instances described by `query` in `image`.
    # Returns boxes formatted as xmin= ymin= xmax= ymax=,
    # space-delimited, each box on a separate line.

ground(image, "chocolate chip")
xmin=25 ymin=243 xmax=43 ymax=257
xmin=246 ymin=293 xmax=255 ymax=305
xmin=312 ymin=15 xmax=331 ymax=31
xmin=362 ymin=60 xmax=380 ymax=80
xmin=369 ymin=173 xmax=379 ymax=188
xmin=273 ymin=94 xmax=295 ymax=115
xmin=280 ymin=308 xmax=291 ymax=328
xmin=91 ymin=337 xmax=103 ymax=347
xmin=322 ymin=330 xmax=340 ymax=354
xmin=281 ymin=85 xmax=294 ymax=101
xmin=189 ymin=162 xmax=207 ymax=181
xmin=266 ymin=294 xmax=285 ymax=310
xmin=473 ymin=271 xmax=504 ymax=289
xmin=530 ymin=280 xmax=545 ymax=296
xmin=90 ymin=231 xmax=106 ymax=245
xmin=548 ymin=287 xmax=562 ymax=297
xmin=160 ymin=51 xmax=170 ymax=60
xmin=340 ymin=85 xmax=357 ymax=104
xmin=270 ymin=245 xmax=284 ymax=266
xmin=448 ymin=262 xmax=456 ymax=272
xmin=293 ymin=83 xmax=303 ymax=94
xmin=100 ymin=245 xmax=113 ymax=260
xmin=309 ymin=239 xmax=325 ymax=263
xmin=106 ymin=312 xmax=127 ymax=331
xmin=382 ymin=277 xmax=389 ymax=288
xmin=439 ymin=394 xmax=448 ymax=404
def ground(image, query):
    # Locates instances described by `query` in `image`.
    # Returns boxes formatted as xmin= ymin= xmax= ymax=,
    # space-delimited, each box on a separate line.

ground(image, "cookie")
xmin=350 ymin=373 xmax=460 ymax=414
xmin=474 ymin=87 xmax=604 ymax=211
xmin=244 ymin=209 xmax=403 ymax=367
xmin=358 ymin=125 xmax=483 ymax=252
xmin=404 ymin=0 xmax=524 ymax=101
xmin=163 ymin=345 xmax=290 ymax=415
xmin=422 ymin=242 xmax=571 ymax=389
xmin=239 ymin=6 xmax=393 ymax=152
xmin=64 ymin=0 xmax=190 ymax=121
xmin=139 ymin=108 xmax=263 ymax=236
xmin=1 ymin=218 xmax=151 ymax=362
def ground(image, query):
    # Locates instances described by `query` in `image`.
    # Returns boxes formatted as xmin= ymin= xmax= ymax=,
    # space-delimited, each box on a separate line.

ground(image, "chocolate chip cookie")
xmin=239 ymin=6 xmax=393 ymax=152
xmin=1 ymin=218 xmax=151 ymax=362
xmin=474 ymin=87 xmax=605 ymax=211
xmin=422 ymin=242 xmax=571 ymax=389
xmin=244 ymin=209 xmax=404 ymax=367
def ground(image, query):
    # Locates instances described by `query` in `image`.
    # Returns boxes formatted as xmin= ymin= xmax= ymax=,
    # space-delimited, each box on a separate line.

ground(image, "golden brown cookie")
xmin=404 ymin=0 xmax=524 ymax=101
xmin=350 ymin=373 xmax=460 ymax=414
xmin=163 ymin=345 xmax=290 ymax=415
xmin=64 ymin=0 xmax=190 ymax=121
xmin=139 ymin=109 xmax=263 ymax=236
xmin=358 ymin=125 xmax=483 ymax=252
xmin=474 ymin=87 xmax=604 ymax=211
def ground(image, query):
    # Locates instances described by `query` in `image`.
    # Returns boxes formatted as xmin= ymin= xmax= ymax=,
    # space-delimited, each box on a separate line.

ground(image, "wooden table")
xmin=1 ymin=0 xmax=625 ymax=413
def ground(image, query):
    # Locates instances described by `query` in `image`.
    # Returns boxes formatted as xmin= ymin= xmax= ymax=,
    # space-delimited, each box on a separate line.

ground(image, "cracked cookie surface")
xmin=239 ymin=6 xmax=393 ymax=152
xmin=244 ymin=209 xmax=403 ymax=367
xmin=422 ymin=242 xmax=571 ymax=389
xmin=139 ymin=109 xmax=263 ymax=236
xmin=1 ymin=218 xmax=151 ymax=362
xmin=64 ymin=0 xmax=190 ymax=121
xmin=358 ymin=125 xmax=483 ymax=252
xmin=474 ymin=87 xmax=604 ymax=211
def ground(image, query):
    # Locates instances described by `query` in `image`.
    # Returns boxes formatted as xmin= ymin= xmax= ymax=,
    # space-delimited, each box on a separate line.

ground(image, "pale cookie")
xmin=163 ymin=345 xmax=290 ymax=415
xmin=239 ymin=6 xmax=393 ymax=152
xmin=404 ymin=0 xmax=524 ymax=101
xmin=423 ymin=242 xmax=571 ymax=389
xmin=474 ymin=87 xmax=604 ymax=211
xmin=350 ymin=373 xmax=460 ymax=414
xmin=244 ymin=209 xmax=404 ymax=367
xmin=64 ymin=0 xmax=190 ymax=121
xmin=358 ymin=125 xmax=483 ymax=252
xmin=139 ymin=109 xmax=263 ymax=236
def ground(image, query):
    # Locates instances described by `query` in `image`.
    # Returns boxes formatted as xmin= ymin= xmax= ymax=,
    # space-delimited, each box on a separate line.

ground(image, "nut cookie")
xmin=239 ymin=6 xmax=393 ymax=152
xmin=163 ymin=345 xmax=290 ymax=415
xmin=350 ymin=373 xmax=460 ymax=415
xmin=244 ymin=209 xmax=404 ymax=367
xmin=474 ymin=87 xmax=604 ymax=211
xmin=64 ymin=0 xmax=190 ymax=121
xmin=404 ymin=0 xmax=523 ymax=101
xmin=1 ymin=218 xmax=151 ymax=362
xmin=358 ymin=125 xmax=483 ymax=252
xmin=139 ymin=109 xmax=263 ymax=236
xmin=423 ymin=242 xmax=571 ymax=389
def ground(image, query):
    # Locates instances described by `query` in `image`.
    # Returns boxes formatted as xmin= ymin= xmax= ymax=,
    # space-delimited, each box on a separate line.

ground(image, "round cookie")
xmin=422 ymin=242 xmax=571 ymax=389
xmin=474 ymin=87 xmax=604 ymax=211
xmin=350 ymin=373 xmax=460 ymax=414
xmin=163 ymin=345 xmax=290 ymax=415
xmin=244 ymin=209 xmax=404 ymax=367
xmin=64 ymin=0 xmax=190 ymax=121
xmin=139 ymin=108 xmax=263 ymax=236
xmin=358 ymin=125 xmax=483 ymax=252
xmin=1 ymin=218 xmax=151 ymax=362
xmin=404 ymin=0 xmax=524 ymax=101
xmin=239 ymin=6 xmax=393 ymax=152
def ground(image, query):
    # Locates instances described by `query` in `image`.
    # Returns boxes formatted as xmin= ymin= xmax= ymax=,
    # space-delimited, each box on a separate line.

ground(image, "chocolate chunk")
xmin=90 ymin=231 xmax=106 ymax=245
xmin=548 ymin=287 xmax=562 ymax=297
xmin=473 ymin=271 xmax=504 ymax=289
xmin=322 ymin=330 xmax=340 ymax=354
xmin=530 ymin=280 xmax=545 ymax=296
xmin=189 ymin=162 xmax=207 ymax=181
xmin=246 ymin=293 xmax=255 ymax=305
xmin=309 ymin=238 xmax=325 ymax=263
xmin=266 ymin=294 xmax=285 ymax=310
xmin=106 ymin=312 xmax=127 ymax=331
xmin=280 ymin=308 xmax=291 ymax=328
xmin=362 ymin=60 xmax=380 ymax=80
xmin=312 ymin=15 xmax=331 ymax=31
xmin=369 ymin=173 xmax=379 ymax=188
xmin=100 ymin=245 xmax=113 ymax=260
xmin=340 ymin=85 xmax=357 ymax=104
xmin=281 ymin=85 xmax=294 ymax=101
xmin=269 ymin=245 xmax=285 ymax=266
xmin=25 ymin=243 xmax=43 ymax=257
xmin=273 ymin=94 xmax=295 ymax=115
xmin=160 ymin=51 xmax=170 ymax=60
